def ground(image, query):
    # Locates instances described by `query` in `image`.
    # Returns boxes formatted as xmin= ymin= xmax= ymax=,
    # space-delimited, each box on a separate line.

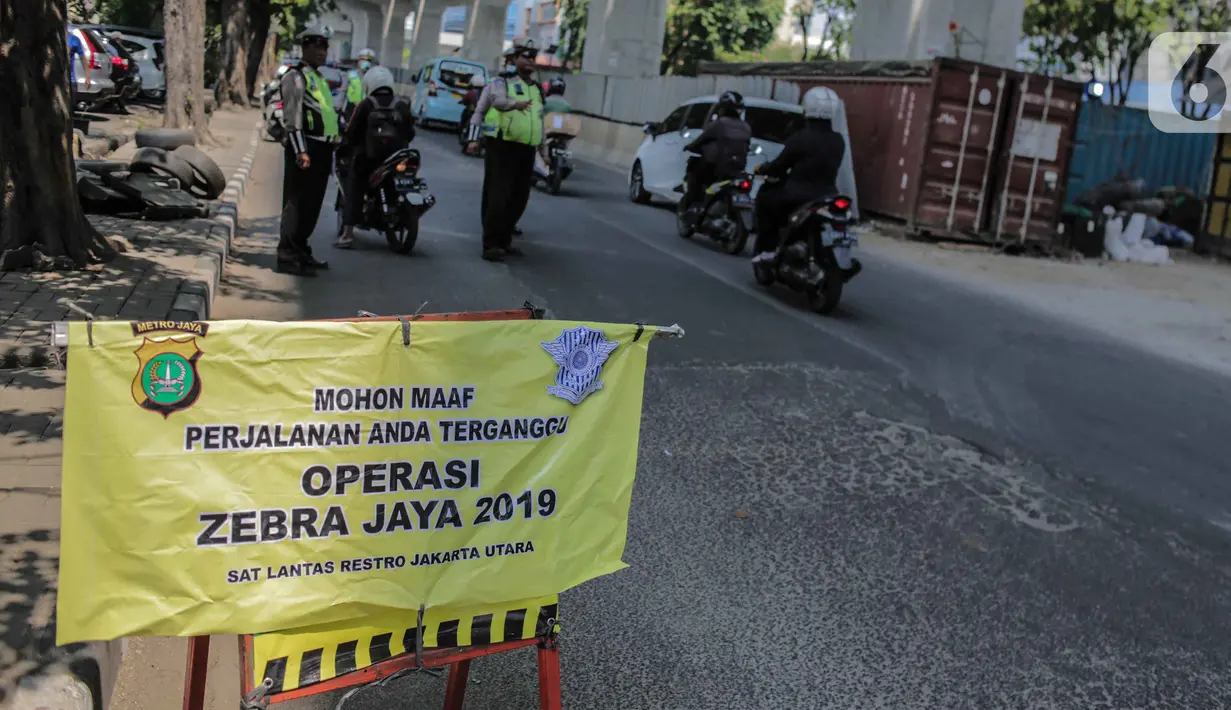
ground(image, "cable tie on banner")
xmin=399 ymin=317 xmax=411 ymax=347
xmin=633 ymin=322 xmax=645 ymax=342
xmin=58 ymin=299 xmax=110 ymax=348
xmin=357 ymin=310 xmax=380 ymax=318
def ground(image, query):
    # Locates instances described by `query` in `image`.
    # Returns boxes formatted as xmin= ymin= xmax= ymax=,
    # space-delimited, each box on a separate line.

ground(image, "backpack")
xmin=365 ymin=94 xmax=403 ymax=160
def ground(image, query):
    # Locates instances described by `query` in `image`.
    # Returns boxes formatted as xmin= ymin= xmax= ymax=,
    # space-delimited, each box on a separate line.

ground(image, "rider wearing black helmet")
xmin=544 ymin=77 xmax=570 ymax=115
xmin=681 ymin=90 xmax=752 ymax=219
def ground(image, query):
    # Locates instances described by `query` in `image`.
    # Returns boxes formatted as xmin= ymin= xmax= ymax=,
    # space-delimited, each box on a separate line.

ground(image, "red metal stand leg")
xmin=537 ymin=641 xmax=562 ymax=710
xmin=182 ymin=636 xmax=211 ymax=710
xmin=442 ymin=659 xmax=471 ymax=710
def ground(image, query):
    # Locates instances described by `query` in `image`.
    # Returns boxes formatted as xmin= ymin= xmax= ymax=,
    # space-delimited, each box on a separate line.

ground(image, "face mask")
xmin=359 ymin=60 xmax=371 ymax=71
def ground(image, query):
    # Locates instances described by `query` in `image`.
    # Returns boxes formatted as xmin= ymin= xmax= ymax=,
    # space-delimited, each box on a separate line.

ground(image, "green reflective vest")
xmin=302 ymin=67 xmax=340 ymax=139
xmin=483 ymin=76 xmax=543 ymax=146
xmin=347 ymin=70 xmax=364 ymax=104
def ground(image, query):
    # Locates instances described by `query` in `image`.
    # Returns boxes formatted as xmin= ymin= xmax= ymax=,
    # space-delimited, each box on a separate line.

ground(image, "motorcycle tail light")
xmin=276 ymin=101 xmax=283 ymax=109
xmin=396 ymin=162 xmax=408 ymax=173
xmin=110 ymin=56 xmax=123 ymax=67
xmin=738 ymin=180 xmax=752 ymax=192
xmin=833 ymin=198 xmax=850 ymax=210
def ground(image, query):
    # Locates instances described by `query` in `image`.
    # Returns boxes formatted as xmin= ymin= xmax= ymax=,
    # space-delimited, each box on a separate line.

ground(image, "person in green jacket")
xmin=344 ymin=48 xmax=376 ymax=118
xmin=542 ymin=77 xmax=570 ymax=115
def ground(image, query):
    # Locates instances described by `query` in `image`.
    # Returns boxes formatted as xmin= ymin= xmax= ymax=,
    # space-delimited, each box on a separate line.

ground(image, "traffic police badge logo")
xmin=132 ymin=337 xmax=204 ymax=417
xmin=541 ymin=325 xmax=619 ymax=405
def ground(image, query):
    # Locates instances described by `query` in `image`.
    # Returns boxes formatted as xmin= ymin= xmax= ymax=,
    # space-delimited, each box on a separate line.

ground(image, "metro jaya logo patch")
xmin=132 ymin=336 xmax=204 ymax=417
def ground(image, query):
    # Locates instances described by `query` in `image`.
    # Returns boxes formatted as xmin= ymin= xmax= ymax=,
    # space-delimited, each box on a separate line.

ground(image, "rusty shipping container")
xmin=699 ymin=58 xmax=1085 ymax=244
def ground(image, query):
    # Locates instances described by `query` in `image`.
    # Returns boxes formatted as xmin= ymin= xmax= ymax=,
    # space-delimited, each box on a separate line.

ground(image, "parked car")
xmin=628 ymin=95 xmax=805 ymax=205
xmin=410 ymin=57 xmax=488 ymax=127
xmin=88 ymin=26 xmax=166 ymax=102
xmin=85 ymin=28 xmax=143 ymax=102
xmin=68 ymin=25 xmax=117 ymax=110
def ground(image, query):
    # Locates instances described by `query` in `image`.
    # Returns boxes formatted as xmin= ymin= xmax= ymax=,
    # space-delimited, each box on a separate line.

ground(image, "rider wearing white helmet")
xmin=336 ymin=65 xmax=414 ymax=248
xmin=345 ymin=48 xmax=378 ymax=117
xmin=751 ymin=86 xmax=847 ymax=263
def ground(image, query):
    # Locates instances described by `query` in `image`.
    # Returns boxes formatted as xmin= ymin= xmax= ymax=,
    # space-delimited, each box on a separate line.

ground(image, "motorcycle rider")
xmin=277 ymin=24 xmax=339 ymax=275
xmin=751 ymin=86 xmax=847 ymax=264
xmin=344 ymin=48 xmax=377 ymax=118
xmin=680 ymin=91 xmax=752 ymax=221
xmin=335 ymin=66 xmax=415 ymax=248
xmin=462 ymin=73 xmax=486 ymax=109
xmin=543 ymin=77 xmax=570 ymax=115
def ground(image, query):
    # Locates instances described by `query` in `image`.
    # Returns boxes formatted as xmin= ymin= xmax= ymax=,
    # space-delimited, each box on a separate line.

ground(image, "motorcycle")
xmin=533 ymin=136 xmax=574 ymax=195
xmin=333 ymin=148 xmax=436 ymax=254
xmin=752 ymin=188 xmax=862 ymax=314
xmin=262 ymin=81 xmax=285 ymax=143
xmin=675 ymin=161 xmax=754 ymax=255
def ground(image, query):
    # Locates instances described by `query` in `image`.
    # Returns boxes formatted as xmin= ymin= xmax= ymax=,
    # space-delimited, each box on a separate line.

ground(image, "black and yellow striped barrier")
xmin=247 ymin=594 xmax=560 ymax=695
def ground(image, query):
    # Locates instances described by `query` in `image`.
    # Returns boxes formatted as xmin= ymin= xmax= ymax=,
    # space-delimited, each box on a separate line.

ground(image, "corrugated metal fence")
xmin=1066 ymin=103 xmax=1216 ymax=203
xmin=537 ymin=72 xmax=801 ymax=125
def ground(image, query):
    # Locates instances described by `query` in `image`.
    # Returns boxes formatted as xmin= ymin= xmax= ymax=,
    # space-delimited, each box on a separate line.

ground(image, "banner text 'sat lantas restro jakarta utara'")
xmin=56 ymin=317 xmax=677 ymax=644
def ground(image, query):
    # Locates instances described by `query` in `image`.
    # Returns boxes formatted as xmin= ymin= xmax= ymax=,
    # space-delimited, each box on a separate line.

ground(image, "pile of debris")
xmin=1062 ymin=177 xmax=1201 ymax=264
xmin=77 ymin=128 xmax=226 ymax=220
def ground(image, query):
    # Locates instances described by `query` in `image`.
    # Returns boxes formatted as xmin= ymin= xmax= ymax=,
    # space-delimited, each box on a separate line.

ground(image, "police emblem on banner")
xmin=132 ymin=337 xmax=204 ymax=417
xmin=540 ymin=326 xmax=619 ymax=405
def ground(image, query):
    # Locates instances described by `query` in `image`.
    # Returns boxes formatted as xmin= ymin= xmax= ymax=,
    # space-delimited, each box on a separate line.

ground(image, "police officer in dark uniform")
xmin=466 ymin=39 xmax=543 ymax=262
xmin=278 ymin=24 xmax=340 ymax=276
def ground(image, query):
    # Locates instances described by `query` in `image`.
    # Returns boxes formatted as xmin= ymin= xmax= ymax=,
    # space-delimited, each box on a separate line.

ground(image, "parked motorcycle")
xmin=533 ymin=136 xmax=574 ymax=195
xmin=334 ymin=148 xmax=436 ymax=254
xmin=675 ymin=166 xmax=754 ymax=255
xmin=262 ymin=81 xmax=285 ymax=143
xmin=752 ymin=189 xmax=862 ymax=314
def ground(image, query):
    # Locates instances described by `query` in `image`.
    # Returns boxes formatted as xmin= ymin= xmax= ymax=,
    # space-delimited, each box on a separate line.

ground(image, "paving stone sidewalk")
xmin=0 ymin=106 xmax=264 ymax=710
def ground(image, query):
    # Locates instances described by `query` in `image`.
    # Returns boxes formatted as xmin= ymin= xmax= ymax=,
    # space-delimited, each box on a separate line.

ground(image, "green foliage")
xmin=1022 ymin=0 xmax=1174 ymax=104
xmin=661 ymin=0 xmax=784 ymax=76
xmin=272 ymin=0 xmax=337 ymax=52
xmin=558 ymin=0 xmax=588 ymax=69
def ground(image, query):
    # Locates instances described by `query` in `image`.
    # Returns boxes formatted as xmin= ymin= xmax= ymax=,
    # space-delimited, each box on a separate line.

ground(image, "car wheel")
xmin=629 ymin=162 xmax=651 ymax=204
xmin=129 ymin=146 xmax=196 ymax=191
xmin=134 ymin=128 xmax=196 ymax=150
xmin=172 ymin=145 xmax=227 ymax=199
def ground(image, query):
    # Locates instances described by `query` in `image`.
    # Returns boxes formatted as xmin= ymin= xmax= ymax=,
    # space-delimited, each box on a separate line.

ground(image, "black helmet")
xmin=548 ymin=77 xmax=566 ymax=96
xmin=716 ymin=90 xmax=744 ymax=116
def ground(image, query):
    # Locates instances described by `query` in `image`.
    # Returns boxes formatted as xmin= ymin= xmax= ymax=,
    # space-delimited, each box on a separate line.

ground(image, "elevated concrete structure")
xmin=849 ymin=0 xmax=1025 ymax=69
xmin=407 ymin=0 xmax=446 ymax=73
xmin=581 ymin=0 xmax=668 ymax=78
xmin=461 ymin=0 xmax=508 ymax=71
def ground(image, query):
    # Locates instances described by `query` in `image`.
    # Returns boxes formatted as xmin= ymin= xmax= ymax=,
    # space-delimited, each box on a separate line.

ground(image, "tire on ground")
xmin=129 ymin=146 xmax=196 ymax=191
xmin=172 ymin=145 xmax=227 ymax=199
xmin=76 ymin=160 xmax=130 ymax=177
xmin=134 ymin=127 xmax=196 ymax=150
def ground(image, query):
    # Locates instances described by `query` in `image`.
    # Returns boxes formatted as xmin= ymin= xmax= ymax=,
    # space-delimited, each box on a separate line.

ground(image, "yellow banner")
xmin=57 ymin=318 xmax=655 ymax=644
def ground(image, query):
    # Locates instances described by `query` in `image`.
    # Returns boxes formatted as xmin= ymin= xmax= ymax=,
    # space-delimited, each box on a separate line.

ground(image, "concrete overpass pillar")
xmin=407 ymin=0 xmax=446 ymax=74
xmin=461 ymin=0 xmax=506 ymax=72
xmin=580 ymin=0 xmax=668 ymax=78
xmin=377 ymin=0 xmax=413 ymax=69
xmin=848 ymin=0 xmax=1024 ymax=69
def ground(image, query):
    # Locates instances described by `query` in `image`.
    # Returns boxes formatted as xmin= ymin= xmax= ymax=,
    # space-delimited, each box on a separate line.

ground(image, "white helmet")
xmin=802 ymin=86 xmax=841 ymax=120
xmin=470 ymin=74 xmax=486 ymax=88
xmin=357 ymin=48 xmax=376 ymax=62
xmin=362 ymin=66 xmax=395 ymax=96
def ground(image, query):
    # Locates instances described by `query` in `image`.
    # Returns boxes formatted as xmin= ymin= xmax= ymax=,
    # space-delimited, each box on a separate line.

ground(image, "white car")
xmin=628 ymin=95 xmax=804 ymax=205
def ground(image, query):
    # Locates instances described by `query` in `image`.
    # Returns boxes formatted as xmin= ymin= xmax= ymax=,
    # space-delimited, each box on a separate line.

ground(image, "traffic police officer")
xmin=278 ymin=24 xmax=339 ymax=276
xmin=466 ymin=39 xmax=543 ymax=262
xmin=344 ymin=48 xmax=376 ymax=118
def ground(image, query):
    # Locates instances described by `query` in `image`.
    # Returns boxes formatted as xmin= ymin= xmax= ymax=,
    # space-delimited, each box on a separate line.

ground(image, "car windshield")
xmin=744 ymin=106 xmax=803 ymax=144
xmin=436 ymin=61 xmax=482 ymax=89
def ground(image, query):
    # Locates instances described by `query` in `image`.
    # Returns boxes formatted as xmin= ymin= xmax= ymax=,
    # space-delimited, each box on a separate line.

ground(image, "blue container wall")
xmin=1065 ymin=102 xmax=1216 ymax=203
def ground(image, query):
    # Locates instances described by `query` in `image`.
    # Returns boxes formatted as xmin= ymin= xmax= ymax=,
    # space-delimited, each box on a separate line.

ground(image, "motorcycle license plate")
xmin=273 ymin=108 xmax=283 ymax=119
xmin=402 ymin=192 xmax=430 ymax=206
xmin=822 ymin=227 xmax=856 ymax=247
xmin=731 ymin=193 xmax=753 ymax=207
xmin=394 ymin=176 xmax=417 ymax=192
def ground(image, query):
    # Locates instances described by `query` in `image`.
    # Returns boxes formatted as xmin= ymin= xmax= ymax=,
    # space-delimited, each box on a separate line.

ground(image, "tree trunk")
xmin=164 ymin=0 xmax=208 ymax=139
xmin=245 ymin=0 xmax=272 ymax=98
xmin=254 ymin=23 xmax=280 ymax=90
xmin=0 ymin=0 xmax=115 ymax=269
xmin=217 ymin=0 xmax=251 ymax=106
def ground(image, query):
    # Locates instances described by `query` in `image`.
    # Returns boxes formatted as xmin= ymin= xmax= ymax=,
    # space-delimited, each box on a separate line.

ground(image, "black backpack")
xmin=365 ymin=95 xmax=403 ymax=159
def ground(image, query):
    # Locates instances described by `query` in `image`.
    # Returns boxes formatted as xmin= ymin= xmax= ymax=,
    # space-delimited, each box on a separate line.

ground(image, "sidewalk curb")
xmin=167 ymin=122 xmax=262 ymax=322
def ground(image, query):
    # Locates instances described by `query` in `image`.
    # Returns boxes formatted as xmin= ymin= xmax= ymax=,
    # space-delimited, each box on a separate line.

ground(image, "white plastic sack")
xmin=1103 ymin=212 xmax=1173 ymax=265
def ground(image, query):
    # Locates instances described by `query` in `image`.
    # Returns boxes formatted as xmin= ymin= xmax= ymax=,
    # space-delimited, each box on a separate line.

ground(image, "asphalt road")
xmin=214 ymin=128 xmax=1231 ymax=709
